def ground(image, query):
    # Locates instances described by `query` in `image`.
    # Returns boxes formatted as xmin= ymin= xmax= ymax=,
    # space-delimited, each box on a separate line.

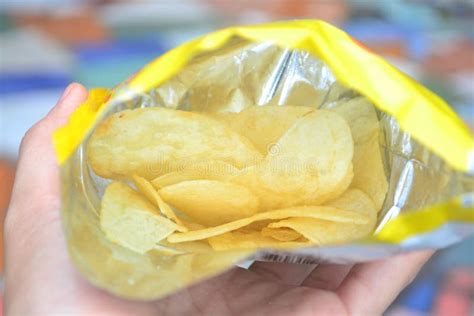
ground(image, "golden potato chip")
xmin=179 ymin=219 xmax=206 ymax=230
xmin=100 ymin=182 xmax=180 ymax=254
xmin=152 ymin=171 xmax=212 ymax=189
xmin=159 ymin=180 xmax=260 ymax=226
xmin=268 ymin=189 xmax=377 ymax=245
xmin=229 ymin=166 xmax=295 ymax=211
xmin=87 ymin=107 xmax=262 ymax=180
xmin=326 ymin=188 xmax=376 ymax=214
xmin=351 ymin=138 xmax=388 ymax=211
xmin=302 ymin=164 xmax=353 ymax=205
xmin=231 ymin=165 xmax=352 ymax=215
xmin=231 ymin=110 xmax=354 ymax=209
xmin=331 ymin=97 xmax=380 ymax=144
xmin=205 ymin=112 xmax=238 ymax=129
xmin=260 ymin=227 xmax=302 ymax=242
xmin=208 ymin=106 xmax=314 ymax=154
xmin=241 ymin=220 xmax=275 ymax=232
xmin=167 ymin=204 xmax=368 ymax=243
xmin=207 ymin=230 xmax=309 ymax=251
xmin=330 ymin=97 xmax=388 ymax=211
xmin=151 ymin=160 xmax=239 ymax=189
xmin=132 ymin=175 xmax=187 ymax=231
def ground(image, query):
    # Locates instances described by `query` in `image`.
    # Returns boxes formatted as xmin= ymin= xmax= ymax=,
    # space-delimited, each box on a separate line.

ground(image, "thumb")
xmin=8 ymin=83 xmax=88 ymax=220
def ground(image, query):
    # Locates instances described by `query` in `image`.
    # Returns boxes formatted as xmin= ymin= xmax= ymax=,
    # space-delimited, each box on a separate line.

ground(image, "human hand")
xmin=5 ymin=83 xmax=432 ymax=315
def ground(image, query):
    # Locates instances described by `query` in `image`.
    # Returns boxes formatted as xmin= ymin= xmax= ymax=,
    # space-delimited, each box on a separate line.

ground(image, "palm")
xmin=5 ymin=84 xmax=431 ymax=315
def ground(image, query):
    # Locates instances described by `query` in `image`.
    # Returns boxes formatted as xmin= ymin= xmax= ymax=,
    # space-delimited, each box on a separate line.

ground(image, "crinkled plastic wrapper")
xmin=54 ymin=20 xmax=474 ymax=300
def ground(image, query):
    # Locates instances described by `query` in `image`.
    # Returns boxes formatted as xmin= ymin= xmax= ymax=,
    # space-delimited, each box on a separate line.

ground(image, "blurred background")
xmin=0 ymin=0 xmax=473 ymax=314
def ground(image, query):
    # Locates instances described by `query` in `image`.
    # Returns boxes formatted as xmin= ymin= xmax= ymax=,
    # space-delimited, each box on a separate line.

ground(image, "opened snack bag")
xmin=53 ymin=20 xmax=474 ymax=300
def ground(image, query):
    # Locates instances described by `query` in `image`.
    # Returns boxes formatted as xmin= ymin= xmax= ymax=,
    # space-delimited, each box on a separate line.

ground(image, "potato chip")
xmin=231 ymin=110 xmax=354 ymax=209
xmin=167 ymin=204 xmax=368 ymax=243
xmin=260 ymin=227 xmax=302 ymax=242
xmin=331 ymin=97 xmax=380 ymax=144
xmin=330 ymin=97 xmax=388 ymax=211
xmin=152 ymin=171 xmax=213 ymax=189
xmin=100 ymin=182 xmax=180 ymax=254
xmin=241 ymin=220 xmax=275 ymax=232
xmin=268 ymin=189 xmax=377 ymax=245
xmin=207 ymin=230 xmax=309 ymax=251
xmin=229 ymin=166 xmax=294 ymax=211
xmin=302 ymin=164 xmax=353 ymax=205
xmin=179 ymin=219 xmax=206 ymax=230
xmin=326 ymin=188 xmax=376 ymax=213
xmin=351 ymin=138 xmax=388 ymax=211
xmin=231 ymin=162 xmax=350 ymax=212
xmin=159 ymin=180 xmax=260 ymax=226
xmin=87 ymin=107 xmax=262 ymax=180
xmin=132 ymin=175 xmax=187 ymax=231
xmin=151 ymin=160 xmax=239 ymax=189
xmin=208 ymin=106 xmax=314 ymax=154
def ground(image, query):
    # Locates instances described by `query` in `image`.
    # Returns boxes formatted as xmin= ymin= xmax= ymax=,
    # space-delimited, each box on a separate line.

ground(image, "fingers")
xmin=158 ymin=267 xmax=292 ymax=315
xmin=302 ymin=264 xmax=353 ymax=290
xmin=249 ymin=261 xmax=316 ymax=285
xmin=249 ymin=261 xmax=353 ymax=290
xmin=337 ymin=250 xmax=434 ymax=315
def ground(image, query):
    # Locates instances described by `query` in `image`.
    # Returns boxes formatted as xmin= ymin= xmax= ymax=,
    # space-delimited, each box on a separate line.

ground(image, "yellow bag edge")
xmin=53 ymin=19 xmax=474 ymax=172
xmin=53 ymin=19 xmax=474 ymax=242
xmin=373 ymin=196 xmax=474 ymax=243
xmin=53 ymin=88 xmax=111 ymax=164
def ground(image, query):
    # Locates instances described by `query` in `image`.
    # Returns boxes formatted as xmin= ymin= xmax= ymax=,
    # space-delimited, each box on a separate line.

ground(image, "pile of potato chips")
xmin=56 ymin=20 xmax=473 ymax=301
xmin=87 ymin=96 xmax=388 ymax=254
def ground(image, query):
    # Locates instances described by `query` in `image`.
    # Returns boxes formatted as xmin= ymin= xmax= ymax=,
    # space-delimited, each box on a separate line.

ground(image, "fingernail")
xmin=59 ymin=83 xmax=75 ymax=102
